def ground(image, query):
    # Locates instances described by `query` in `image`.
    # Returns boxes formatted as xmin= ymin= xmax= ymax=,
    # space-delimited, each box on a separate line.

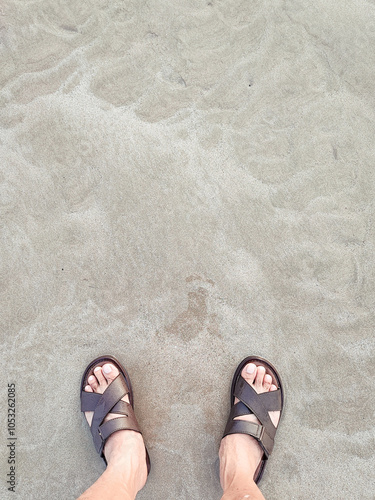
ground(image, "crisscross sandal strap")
xmin=257 ymin=388 xmax=282 ymax=411
xmin=99 ymin=406 xmax=140 ymax=442
xmin=235 ymin=375 xmax=280 ymax=430
xmin=95 ymin=403 xmax=141 ymax=455
xmin=223 ymin=401 xmax=276 ymax=457
xmin=80 ymin=355 xmax=151 ymax=475
xmin=81 ymin=391 xmax=129 ymax=415
xmin=89 ymin=373 xmax=138 ymax=454
xmin=223 ymin=401 xmax=265 ymax=439
xmin=222 ymin=356 xmax=285 ymax=484
xmin=223 ymin=375 xmax=282 ymax=456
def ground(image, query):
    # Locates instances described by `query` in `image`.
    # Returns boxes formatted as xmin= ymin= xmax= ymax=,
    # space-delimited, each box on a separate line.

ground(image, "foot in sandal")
xmin=79 ymin=356 xmax=149 ymax=499
xmin=219 ymin=357 xmax=284 ymax=500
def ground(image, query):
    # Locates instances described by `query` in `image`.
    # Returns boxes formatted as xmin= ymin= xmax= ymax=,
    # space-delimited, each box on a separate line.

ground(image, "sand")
xmin=0 ymin=1 xmax=374 ymax=498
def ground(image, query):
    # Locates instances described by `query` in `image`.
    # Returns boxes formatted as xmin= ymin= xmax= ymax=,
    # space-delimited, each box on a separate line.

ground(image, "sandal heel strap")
xmin=223 ymin=419 xmax=264 ymax=440
xmin=223 ymin=419 xmax=275 ymax=457
xmin=94 ymin=409 xmax=142 ymax=455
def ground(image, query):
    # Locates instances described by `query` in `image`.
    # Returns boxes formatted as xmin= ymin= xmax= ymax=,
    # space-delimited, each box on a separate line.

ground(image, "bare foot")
xmin=84 ymin=363 xmax=148 ymax=493
xmin=219 ymin=362 xmax=280 ymax=490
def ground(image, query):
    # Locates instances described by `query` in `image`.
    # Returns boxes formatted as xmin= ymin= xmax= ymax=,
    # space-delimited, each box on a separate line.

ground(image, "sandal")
xmin=80 ymin=355 xmax=151 ymax=474
xmin=222 ymin=356 xmax=285 ymax=483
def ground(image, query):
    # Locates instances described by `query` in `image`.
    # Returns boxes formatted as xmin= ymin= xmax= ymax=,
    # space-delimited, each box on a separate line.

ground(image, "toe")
xmin=270 ymin=384 xmax=277 ymax=392
xmin=102 ymin=363 xmax=120 ymax=382
xmin=94 ymin=366 xmax=106 ymax=386
xmin=88 ymin=374 xmax=99 ymax=392
xmin=242 ymin=363 xmax=257 ymax=384
xmin=264 ymin=373 xmax=272 ymax=391
xmin=254 ymin=366 xmax=266 ymax=390
xmin=85 ymin=384 xmax=93 ymax=392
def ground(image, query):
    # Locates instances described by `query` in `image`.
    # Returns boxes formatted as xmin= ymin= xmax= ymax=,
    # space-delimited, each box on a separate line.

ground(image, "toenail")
xmin=94 ymin=367 xmax=101 ymax=372
xmin=103 ymin=364 xmax=112 ymax=374
xmin=246 ymin=364 xmax=255 ymax=374
xmin=88 ymin=376 xmax=95 ymax=383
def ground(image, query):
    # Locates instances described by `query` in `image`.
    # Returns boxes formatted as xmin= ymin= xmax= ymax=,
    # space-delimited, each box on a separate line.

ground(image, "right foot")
xmin=219 ymin=362 xmax=281 ymax=490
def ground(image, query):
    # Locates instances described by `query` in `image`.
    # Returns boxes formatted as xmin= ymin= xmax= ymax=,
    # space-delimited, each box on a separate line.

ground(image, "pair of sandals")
xmin=80 ymin=355 xmax=284 ymax=484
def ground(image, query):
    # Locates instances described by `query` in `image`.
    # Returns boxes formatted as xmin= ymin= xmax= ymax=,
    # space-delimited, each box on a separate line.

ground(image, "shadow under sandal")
xmin=222 ymin=356 xmax=285 ymax=484
xmin=80 ymin=355 xmax=150 ymax=474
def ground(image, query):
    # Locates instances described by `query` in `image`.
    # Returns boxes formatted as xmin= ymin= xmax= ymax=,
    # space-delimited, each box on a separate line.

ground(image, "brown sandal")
xmin=222 ymin=356 xmax=285 ymax=483
xmin=80 ymin=355 xmax=151 ymax=474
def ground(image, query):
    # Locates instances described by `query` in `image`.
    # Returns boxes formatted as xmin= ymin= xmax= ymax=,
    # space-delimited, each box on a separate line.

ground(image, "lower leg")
xmin=220 ymin=478 xmax=265 ymax=500
xmin=77 ymin=431 xmax=147 ymax=500
xmin=77 ymin=466 xmax=135 ymax=500
xmin=219 ymin=434 xmax=266 ymax=500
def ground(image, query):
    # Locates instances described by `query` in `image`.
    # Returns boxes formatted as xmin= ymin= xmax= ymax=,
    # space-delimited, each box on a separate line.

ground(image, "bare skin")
xmin=77 ymin=361 xmax=280 ymax=500
xmin=77 ymin=364 xmax=148 ymax=500
xmin=219 ymin=362 xmax=280 ymax=500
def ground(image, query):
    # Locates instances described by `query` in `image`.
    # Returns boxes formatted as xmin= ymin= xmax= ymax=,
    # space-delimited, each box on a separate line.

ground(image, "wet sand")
xmin=1 ymin=1 xmax=374 ymax=498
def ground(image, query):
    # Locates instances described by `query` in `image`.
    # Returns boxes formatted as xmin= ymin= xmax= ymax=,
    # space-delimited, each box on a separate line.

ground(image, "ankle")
xmin=105 ymin=462 xmax=145 ymax=498
xmin=221 ymin=468 xmax=255 ymax=493
xmin=221 ymin=481 xmax=265 ymax=500
xmin=104 ymin=435 xmax=148 ymax=495
xmin=105 ymin=431 xmax=144 ymax=460
xmin=219 ymin=436 xmax=262 ymax=487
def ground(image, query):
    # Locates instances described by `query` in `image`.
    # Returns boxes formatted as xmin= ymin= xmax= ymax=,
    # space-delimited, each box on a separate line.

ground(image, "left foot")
xmin=84 ymin=363 xmax=148 ymax=491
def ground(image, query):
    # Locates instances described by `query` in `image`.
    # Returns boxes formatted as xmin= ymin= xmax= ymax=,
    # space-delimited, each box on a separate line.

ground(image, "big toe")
xmin=241 ymin=362 xmax=257 ymax=385
xmin=102 ymin=363 xmax=120 ymax=382
xmin=241 ymin=363 xmax=274 ymax=395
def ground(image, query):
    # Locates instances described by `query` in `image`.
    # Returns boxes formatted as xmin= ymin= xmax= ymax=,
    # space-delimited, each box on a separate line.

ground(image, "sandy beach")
xmin=1 ymin=1 xmax=374 ymax=498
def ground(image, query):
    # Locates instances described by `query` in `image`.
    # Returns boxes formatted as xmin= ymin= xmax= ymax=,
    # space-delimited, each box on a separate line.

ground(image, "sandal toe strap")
xmin=81 ymin=392 xmax=129 ymax=415
xmin=235 ymin=376 xmax=281 ymax=427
